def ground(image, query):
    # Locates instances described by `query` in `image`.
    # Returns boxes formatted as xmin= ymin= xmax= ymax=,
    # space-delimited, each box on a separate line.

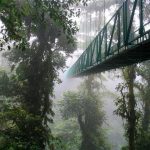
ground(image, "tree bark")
xmin=127 ymin=65 xmax=136 ymax=150
xmin=142 ymin=96 xmax=150 ymax=131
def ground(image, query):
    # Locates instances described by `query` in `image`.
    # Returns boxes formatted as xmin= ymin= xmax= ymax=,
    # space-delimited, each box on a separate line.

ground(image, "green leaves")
xmin=0 ymin=0 xmax=89 ymax=149
xmin=60 ymin=91 xmax=83 ymax=119
xmin=0 ymin=106 xmax=48 ymax=149
xmin=60 ymin=77 xmax=109 ymax=150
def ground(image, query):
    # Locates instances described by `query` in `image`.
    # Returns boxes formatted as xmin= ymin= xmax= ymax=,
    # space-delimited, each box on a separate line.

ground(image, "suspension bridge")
xmin=68 ymin=0 xmax=150 ymax=77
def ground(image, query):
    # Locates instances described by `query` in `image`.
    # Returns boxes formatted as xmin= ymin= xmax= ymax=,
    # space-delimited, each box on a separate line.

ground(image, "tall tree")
xmin=0 ymin=0 xmax=88 ymax=149
xmin=135 ymin=61 xmax=150 ymax=130
xmin=60 ymin=76 xmax=109 ymax=150
xmin=134 ymin=61 xmax=150 ymax=150
xmin=115 ymin=65 xmax=137 ymax=150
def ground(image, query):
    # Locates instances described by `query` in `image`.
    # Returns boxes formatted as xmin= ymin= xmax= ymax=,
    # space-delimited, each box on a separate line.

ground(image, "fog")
xmin=0 ymin=0 xmax=149 ymax=149
xmin=53 ymin=67 xmax=126 ymax=150
xmin=52 ymin=1 xmax=131 ymax=149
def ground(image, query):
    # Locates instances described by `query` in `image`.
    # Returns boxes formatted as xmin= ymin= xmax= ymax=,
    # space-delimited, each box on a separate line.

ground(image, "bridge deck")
xmin=79 ymin=38 xmax=150 ymax=76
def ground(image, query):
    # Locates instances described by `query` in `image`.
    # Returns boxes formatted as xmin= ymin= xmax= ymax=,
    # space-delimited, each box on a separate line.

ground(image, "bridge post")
xmin=117 ymin=10 xmax=121 ymax=52
xmin=123 ymin=1 xmax=128 ymax=46
xmin=104 ymin=26 xmax=107 ymax=59
xmin=139 ymin=0 xmax=144 ymax=36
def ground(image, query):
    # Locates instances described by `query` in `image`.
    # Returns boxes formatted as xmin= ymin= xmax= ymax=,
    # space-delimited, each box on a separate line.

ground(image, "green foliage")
xmin=121 ymin=146 xmax=128 ymax=150
xmin=0 ymin=0 xmax=89 ymax=149
xmin=61 ymin=90 xmax=105 ymax=127
xmin=0 ymin=100 xmax=49 ymax=149
xmin=60 ymin=76 xmax=110 ymax=150
xmin=60 ymin=91 xmax=85 ymax=119
xmin=115 ymin=62 xmax=150 ymax=150
xmin=52 ymin=118 xmax=81 ymax=150
xmin=0 ymin=0 xmax=88 ymax=51
xmin=48 ymin=136 xmax=66 ymax=150
xmin=115 ymin=66 xmax=138 ymax=150
xmin=135 ymin=61 xmax=150 ymax=130
xmin=134 ymin=61 xmax=150 ymax=150
xmin=135 ymin=127 xmax=150 ymax=150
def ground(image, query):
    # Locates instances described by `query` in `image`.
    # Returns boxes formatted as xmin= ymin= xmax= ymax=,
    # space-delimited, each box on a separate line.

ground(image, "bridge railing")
xmin=68 ymin=0 xmax=150 ymax=77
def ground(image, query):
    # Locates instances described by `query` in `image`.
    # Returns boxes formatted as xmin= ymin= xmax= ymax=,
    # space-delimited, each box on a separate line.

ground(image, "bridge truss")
xmin=68 ymin=0 xmax=150 ymax=77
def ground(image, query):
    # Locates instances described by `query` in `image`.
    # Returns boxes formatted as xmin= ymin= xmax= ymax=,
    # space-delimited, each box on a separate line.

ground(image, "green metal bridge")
xmin=68 ymin=0 xmax=150 ymax=77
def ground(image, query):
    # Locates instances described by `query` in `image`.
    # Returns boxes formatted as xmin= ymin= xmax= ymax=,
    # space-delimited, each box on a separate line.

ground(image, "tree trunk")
xmin=142 ymin=96 xmax=150 ymax=131
xmin=127 ymin=65 xmax=136 ymax=150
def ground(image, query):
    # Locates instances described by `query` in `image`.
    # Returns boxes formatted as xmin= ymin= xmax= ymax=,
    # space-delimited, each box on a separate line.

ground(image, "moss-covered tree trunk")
xmin=142 ymin=78 xmax=150 ymax=131
xmin=115 ymin=65 xmax=137 ymax=150
xmin=135 ymin=61 xmax=150 ymax=131
xmin=126 ymin=66 xmax=136 ymax=150
xmin=142 ymin=96 xmax=150 ymax=131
